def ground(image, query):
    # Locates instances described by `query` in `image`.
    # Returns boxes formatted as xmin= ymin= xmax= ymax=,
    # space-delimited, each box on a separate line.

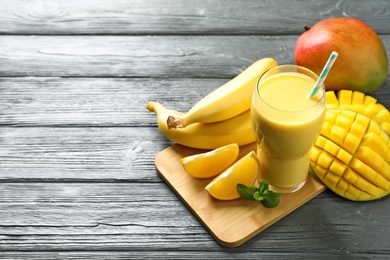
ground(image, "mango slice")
xmin=326 ymin=90 xmax=390 ymax=135
xmin=311 ymin=109 xmax=390 ymax=201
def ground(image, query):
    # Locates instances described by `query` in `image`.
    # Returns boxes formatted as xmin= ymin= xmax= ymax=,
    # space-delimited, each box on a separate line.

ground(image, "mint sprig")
xmin=237 ymin=179 xmax=281 ymax=208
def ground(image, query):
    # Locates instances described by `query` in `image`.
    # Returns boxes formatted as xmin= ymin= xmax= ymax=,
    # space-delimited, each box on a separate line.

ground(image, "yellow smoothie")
xmin=251 ymin=71 xmax=325 ymax=192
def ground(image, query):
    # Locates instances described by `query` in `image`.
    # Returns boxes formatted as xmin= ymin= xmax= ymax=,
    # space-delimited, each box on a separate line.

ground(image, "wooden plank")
xmin=0 ymin=252 xmax=388 ymax=260
xmin=0 ymin=126 xmax=171 ymax=180
xmin=0 ymin=182 xmax=389 ymax=255
xmin=0 ymin=77 xmax=389 ymax=126
xmin=0 ymin=0 xmax=389 ymax=35
xmin=0 ymin=77 xmax=230 ymax=126
xmin=0 ymin=34 xmax=389 ymax=79
xmin=0 ymin=35 xmax=299 ymax=77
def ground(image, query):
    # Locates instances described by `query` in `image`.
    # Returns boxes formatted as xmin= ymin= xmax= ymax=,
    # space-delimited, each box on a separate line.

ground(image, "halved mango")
xmin=311 ymin=109 xmax=390 ymax=201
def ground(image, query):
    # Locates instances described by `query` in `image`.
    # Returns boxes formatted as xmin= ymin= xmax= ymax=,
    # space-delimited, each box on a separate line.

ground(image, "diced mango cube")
xmin=310 ymin=146 xmax=322 ymax=163
xmin=324 ymin=171 xmax=340 ymax=188
xmin=337 ymin=90 xmax=352 ymax=104
xmin=364 ymin=103 xmax=382 ymax=118
xmin=357 ymin=192 xmax=373 ymax=201
xmin=336 ymin=114 xmax=353 ymax=131
xmin=367 ymin=120 xmax=382 ymax=135
xmin=315 ymin=135 xmax=327 ymax=148
xmin=320 ymin=122 xmax=333 ymax=137
xmin=336 ymin=148 xmax=353 ymax=165
xmin=318 ymin=151 xmax=334 ymax=169
xmin=313 ymin=164 xmax=327 ymax=179
xmin=336 ymin=178 xmax=349 ymax=194
xmin=377 ymin=107 xmax=390 ymax=122
xmin=353 ymin=104 xmax=366 ymax=114
xmin=340 ymin=109 xmax=356 ymax=120
xmin=354 ymin=113 xmax=371 ymax=129
xmin=343 ymin=167 xmax=358 ymax=184
xmin=343 ymin=133 xmax=360 ymax=154
xmin=363 ymin=95 xmax=377 ymax=105
xmin=325 ymin=111 xmax=338 ymax=125
xmin=330 ymin=125 xmax=346 ymax=145
xmin=345 ymin=183 xmax=362 ymax=200
xmin=352 ymin=91 xmax=365 ymax=104
xmin=324 ymin=139 xmax=340 ymax=156
xmin=349 ymin=121 xmax=367 ymax=141
xmin=380 ymin=122 xmax=390 ymax=136
xmin=354 ymin=173 xmax=370 ymax=192
xmin=325 ymin=91 xmax=339 ymax=107
xmin=329 ymin=159 xmax=347 ymax=176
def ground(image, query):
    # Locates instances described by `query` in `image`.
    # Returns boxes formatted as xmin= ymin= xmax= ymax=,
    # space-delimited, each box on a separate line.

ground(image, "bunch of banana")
xmin=146 ymin=102 xmax=254 ymax=149
xmin=146 ymin=57 xmax=278 ymax=149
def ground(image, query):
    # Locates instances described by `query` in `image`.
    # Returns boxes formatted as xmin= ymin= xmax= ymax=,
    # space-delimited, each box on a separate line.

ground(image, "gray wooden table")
xmin=1 ymin=0 xmax=389 ymax=259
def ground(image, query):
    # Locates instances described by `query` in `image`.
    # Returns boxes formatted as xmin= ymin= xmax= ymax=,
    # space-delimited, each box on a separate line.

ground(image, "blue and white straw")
xmin=307 ymin=51 xmax=338 ymax=98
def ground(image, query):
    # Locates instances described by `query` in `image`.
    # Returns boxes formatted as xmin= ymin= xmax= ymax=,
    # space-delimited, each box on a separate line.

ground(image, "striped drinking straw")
xmin=307 ymin=51 xmax=338 ymax=98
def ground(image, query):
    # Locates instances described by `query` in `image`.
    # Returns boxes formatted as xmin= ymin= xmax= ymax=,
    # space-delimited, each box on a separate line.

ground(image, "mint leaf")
xmin=258 ymin=179 xmax=269 ymax=194
xmin=253 ymin=191 xmax=263 ymax=201
xmin=236 ymin=184 xmax=257 ymax=200
xmin=236 ymin=179 xmax=281 ymax=208
xmin=262 ymin=190 xmax=281 ymax=208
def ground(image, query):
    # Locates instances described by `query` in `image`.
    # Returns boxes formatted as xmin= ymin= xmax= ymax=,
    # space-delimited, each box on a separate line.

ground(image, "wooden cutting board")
xmin=155 ymin=143 xmax=326 ymax=247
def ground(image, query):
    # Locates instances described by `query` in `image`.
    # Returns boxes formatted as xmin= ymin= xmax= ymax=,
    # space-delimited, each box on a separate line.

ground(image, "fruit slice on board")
xmin=181 ymin=143 xmax=240 ymax=179
xmin=205 ymin=151 xmax=259 ymax=200
xmin=310 ymin=109 xmax=390 ymax=201
xmin=326 ymin=90 xmax=390 ymax=135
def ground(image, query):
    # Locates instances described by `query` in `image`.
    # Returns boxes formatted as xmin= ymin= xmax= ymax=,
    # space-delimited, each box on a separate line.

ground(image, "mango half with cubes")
xmin=310 ymin=90 xmax=390 ymax=201
xmin=326 ymin=90 xmax=390 ymax=135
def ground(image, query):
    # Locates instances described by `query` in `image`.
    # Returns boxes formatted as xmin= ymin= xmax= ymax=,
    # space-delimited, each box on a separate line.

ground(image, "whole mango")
xmin=295 ymin=18 xmax=388 ymax=93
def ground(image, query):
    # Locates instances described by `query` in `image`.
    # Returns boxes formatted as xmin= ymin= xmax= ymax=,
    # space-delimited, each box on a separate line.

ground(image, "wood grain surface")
xmin=1 ymin=0 xmax=390 ymax=259
xmin=0 ymin=0 xmax=389 ymax=34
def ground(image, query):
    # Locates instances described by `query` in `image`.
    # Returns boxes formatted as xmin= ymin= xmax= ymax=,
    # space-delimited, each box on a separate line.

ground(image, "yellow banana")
xmin=167 ymin=57 xmax=278 ymax=129
xmin=147 ymin=102 xmax=255 ymax=149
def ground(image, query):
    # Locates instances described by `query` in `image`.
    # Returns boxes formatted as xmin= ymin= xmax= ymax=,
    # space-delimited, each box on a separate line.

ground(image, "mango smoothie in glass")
xmin=251 ymin=65 xmax=326 ymax=193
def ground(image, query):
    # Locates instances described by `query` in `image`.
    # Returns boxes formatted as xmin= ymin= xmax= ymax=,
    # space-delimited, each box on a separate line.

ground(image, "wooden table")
xmin=1 ymin=0 xmax=389 ymax=259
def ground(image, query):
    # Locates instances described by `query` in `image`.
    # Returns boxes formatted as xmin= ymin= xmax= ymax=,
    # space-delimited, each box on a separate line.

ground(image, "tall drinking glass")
xmin=251 ymin=65 xmax=326 ymax=193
